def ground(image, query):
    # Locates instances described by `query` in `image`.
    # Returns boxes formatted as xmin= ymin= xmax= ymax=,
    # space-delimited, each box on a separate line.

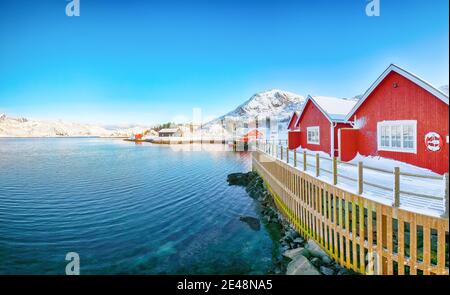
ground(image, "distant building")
xmin=158 ymin=128 xmax=182 ymax=137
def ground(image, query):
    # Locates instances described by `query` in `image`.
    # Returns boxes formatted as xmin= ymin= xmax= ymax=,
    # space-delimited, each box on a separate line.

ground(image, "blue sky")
xmin=0 ymin=0 xmax=448 ymax=125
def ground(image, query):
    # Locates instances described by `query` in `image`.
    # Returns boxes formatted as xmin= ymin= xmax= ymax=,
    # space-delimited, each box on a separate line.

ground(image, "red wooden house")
xmin=287 ymin=111 xmax=301 ymax=149
xmin=288 ymin=95 xmax=357 ymax=156
xmin=341 ymin=64 xmax=449 ymax=174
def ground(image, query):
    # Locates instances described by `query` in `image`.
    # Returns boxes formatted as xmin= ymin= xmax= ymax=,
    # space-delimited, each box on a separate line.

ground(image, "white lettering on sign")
xmin=425 ymin=132 xmax=442 ymax=152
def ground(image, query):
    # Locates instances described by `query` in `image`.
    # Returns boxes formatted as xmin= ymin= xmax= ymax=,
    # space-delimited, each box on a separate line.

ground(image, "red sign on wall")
xmin=424 ymin=132 xmax=443 ymax=152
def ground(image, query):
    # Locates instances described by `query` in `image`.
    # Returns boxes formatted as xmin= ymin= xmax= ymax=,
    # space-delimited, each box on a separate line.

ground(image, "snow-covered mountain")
xmin=207 ymin=89 xmax=306 ymax=125
xmin=0 ymin=114 xmax=150 ymax=138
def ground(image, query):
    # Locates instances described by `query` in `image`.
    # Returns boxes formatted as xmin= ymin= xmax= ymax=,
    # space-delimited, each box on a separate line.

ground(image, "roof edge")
xmin=345 ymin=64 xmax=449 ymax=121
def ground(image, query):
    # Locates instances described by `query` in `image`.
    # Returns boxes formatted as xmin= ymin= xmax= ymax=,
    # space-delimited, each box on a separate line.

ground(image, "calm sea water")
xmin=0 ymin=138 xmax=280 ymax=274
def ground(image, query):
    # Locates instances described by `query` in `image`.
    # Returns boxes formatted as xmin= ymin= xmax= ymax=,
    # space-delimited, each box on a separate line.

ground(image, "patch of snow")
xmin=310 ymin=96 xmax=358 ymax=121
xmin=353 ymin=116 xmax=366 ymax=129
xmin=349 ymin=153 xmax=439 ymax=177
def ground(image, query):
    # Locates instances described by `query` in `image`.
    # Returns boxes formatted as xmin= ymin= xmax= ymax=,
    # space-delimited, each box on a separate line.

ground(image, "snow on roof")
xmin=295 ymin=95 xmax=357 ymax=124
xmin=310 ymin=96 xmax=358 ymax=121
xmin=158 ymin=128 xmax=179 ymax=133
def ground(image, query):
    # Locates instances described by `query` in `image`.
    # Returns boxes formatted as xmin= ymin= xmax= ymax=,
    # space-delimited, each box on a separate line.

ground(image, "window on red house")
xmin=377 ymin=120 xmax=417 ymax=153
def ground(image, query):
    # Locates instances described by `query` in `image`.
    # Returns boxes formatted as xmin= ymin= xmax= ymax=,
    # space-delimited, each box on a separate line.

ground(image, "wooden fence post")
xmin=315 ymin=153 xmax=320 ymax=177
xmin=303 ymin=151 xmax=307 ymax=171
xmin=393 ymin=167 xmax=400 ymax=208
xmin=442 ymin=173 xmax=449 ymax=218
xmin=294 ymin=149 xmax=297 ymax=168
xmin=358 ymin=162 xmax=363 ymax=194
xmin=280 ymin=146 xmax=283 ymax=161
xmin=286 ymin=147 xmax=289 ymax=164
xmin=332 ymin=157 xmax=337 ymax=185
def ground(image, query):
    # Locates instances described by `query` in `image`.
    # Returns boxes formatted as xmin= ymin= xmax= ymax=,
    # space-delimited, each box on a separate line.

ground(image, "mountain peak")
xmin=220 ymin=89 xmax=305 ymax=122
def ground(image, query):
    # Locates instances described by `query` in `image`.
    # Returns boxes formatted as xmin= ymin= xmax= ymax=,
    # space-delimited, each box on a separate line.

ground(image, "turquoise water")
xmin=0 ymin=138 xmax=278 ymax=274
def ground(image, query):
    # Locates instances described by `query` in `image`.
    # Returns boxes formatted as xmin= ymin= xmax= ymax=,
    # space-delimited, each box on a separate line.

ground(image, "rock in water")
xmin=286 ymin=255 xmax=321 ymax=275
xmin=227 ymin=172 xmax=259 ymax=187
xmin=239 ymin=216 xmax=261 ymax=231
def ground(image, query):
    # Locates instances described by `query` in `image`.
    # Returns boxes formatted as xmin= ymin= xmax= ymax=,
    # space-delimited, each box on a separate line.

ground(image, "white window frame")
xmin=307 ymin=126 xmax=320 ymax=145
xmin=377 ymin=120 xmax=417 ymax=154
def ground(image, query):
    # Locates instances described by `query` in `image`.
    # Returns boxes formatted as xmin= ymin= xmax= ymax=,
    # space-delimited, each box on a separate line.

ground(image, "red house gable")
xmin=287 ymin=112 xmax=299 ymax=130
xmin=295 ymin=98 xmax=332 ymax=154
xmin=345 ymin=64 xmax=449 ymax=174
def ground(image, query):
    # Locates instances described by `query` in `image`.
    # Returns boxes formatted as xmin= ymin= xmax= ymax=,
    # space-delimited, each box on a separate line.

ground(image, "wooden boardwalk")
xmin=252 ymin=150 xmax=449 ymax=275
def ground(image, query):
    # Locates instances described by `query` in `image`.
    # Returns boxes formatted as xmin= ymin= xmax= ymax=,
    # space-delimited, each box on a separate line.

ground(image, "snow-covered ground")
xmin=259 ymin=143 xmax=446 ymax=218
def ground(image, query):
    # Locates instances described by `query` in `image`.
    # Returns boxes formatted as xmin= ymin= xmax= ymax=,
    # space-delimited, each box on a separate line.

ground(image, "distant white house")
xmin=158 ymin=128 xmax=182 ymax=137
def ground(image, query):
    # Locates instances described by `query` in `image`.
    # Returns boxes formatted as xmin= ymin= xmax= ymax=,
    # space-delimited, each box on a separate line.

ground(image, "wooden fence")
xmin=252 ymin=150 xmax=449 ymax=275
xmin=259 ymin=141 xmax=448 ymax=216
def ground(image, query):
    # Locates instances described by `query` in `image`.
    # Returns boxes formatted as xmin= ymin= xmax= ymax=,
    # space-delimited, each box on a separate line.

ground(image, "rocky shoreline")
xmin=227 ymin=171 xmax=355 ymax=275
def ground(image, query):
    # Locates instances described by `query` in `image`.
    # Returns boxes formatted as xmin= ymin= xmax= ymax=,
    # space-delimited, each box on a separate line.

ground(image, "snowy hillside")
xmin=0 ymin=114 xmax=150 ymax=138
xmin=207 ymin=89 xmax=306 ymax=126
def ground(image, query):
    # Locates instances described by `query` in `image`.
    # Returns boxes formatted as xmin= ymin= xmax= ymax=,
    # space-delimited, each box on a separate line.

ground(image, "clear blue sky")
xmin=0 ymin=0 xmax=448 ymax=125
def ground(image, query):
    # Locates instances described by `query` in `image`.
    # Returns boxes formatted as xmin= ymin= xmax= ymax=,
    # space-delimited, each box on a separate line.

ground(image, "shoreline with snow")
xmin=0 ymin=135 xmax=128 ymax=138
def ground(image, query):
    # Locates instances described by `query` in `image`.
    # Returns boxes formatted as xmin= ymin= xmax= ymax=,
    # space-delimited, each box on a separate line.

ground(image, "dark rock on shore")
xmin=227 ymin=172 xmax=257 ymax=186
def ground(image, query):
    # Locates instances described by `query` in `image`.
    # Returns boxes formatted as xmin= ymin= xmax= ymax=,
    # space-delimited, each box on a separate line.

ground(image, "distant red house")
xmin=288 ymin=95 xmax=357 ymax=156
xmin=342 ymin=64 xmax=449 ymax=174
xmin=287 ymin=111 xmax=300 ymax=130
xmin=241 ymin=129 xmax=264 ymax=142
xmin=287 ymin=111 xmax=301 ymax=149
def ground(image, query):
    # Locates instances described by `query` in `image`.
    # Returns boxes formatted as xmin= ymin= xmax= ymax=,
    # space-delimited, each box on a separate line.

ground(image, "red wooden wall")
xmin=296 ymin=101 xmax=331 ymax=154
xmin=339 ymin=128 xmax=359 ymax=161
xmin=288 ymin=131 xmax=301 ymax=150
xmin=349 ymin=71 xmax=449 ymax=174
xmin=334 ymin=122 xmax=353 ymax=157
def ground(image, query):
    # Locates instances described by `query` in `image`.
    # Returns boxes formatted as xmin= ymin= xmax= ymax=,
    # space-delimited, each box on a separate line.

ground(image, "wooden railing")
xmin=258 ymin=140 xmax=448 ymax=216
xmin=252 ymin=150 xmax=449 ymax=275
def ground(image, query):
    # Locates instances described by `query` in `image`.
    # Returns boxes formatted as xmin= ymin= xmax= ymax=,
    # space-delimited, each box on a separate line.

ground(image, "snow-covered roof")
xmin=296 ymin=95 xmax=358 ymax=124
xmin=345 ymin=64 xmax=449 ymax=121
xmin=158 ymin=128 xmax=179 ymax=133
xmin=311 ymin=96 xmax=358 ymax=121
